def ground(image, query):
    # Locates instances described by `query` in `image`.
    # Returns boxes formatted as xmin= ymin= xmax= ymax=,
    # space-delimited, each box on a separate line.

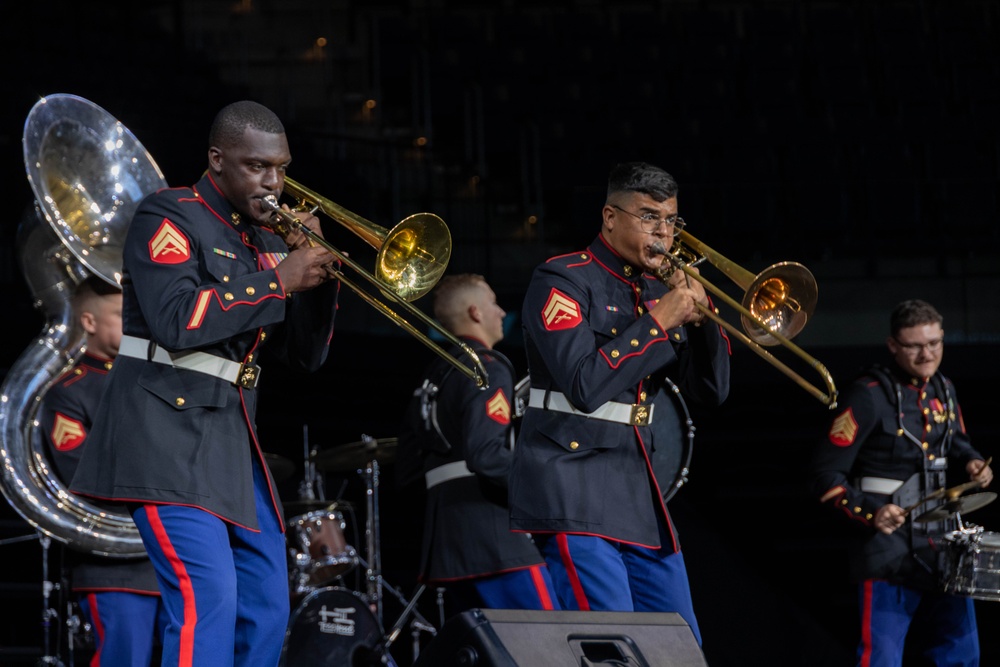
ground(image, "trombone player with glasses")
xmin=509 ymin=161 xmax=731 ymax=646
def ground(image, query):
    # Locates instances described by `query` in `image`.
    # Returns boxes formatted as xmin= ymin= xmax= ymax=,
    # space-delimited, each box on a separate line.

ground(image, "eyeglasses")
xmin=893 ymin=338 xmax=943 ymax=354
xmin=611 ymin=204 xmax=686 ymax=234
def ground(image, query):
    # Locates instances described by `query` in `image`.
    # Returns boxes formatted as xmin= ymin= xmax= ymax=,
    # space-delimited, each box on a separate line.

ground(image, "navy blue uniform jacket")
xmin=71 ymin=173 xmax=339 ymax=530
xmin=397 ymin=338 xmax=546 ymax=582
xmin=509 ymin=235 xmax=731 ymax=548
xmin=40 ymin=352 xmax=159 ymax=593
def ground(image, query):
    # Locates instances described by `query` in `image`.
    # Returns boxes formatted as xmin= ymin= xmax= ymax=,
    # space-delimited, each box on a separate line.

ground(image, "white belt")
xmin=859 ymin=477 xmax=904 ymax=495
xmin=425 ymin=461 xmax=474 ymax=489
xmin=118 ymin=335 xmax=260 ymax=389
xmin=528 ymin=388 xmax=653 ymax=426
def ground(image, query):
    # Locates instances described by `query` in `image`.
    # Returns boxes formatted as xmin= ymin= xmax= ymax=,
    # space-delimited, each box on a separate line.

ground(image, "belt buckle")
xmin=238 ymin=363 xmax=260 ymax=389
xmin=630 ymin=404 xmax=650 ymax=426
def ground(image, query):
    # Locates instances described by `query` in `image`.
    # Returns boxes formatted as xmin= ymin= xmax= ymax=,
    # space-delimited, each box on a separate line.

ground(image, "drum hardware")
xmin=914 ymin=491 xmax=997 ymax=524
xmin=311 ymin=437 xmax=399 ymax=473
xmin=943 ymin=525 xmax=1000 ymax=601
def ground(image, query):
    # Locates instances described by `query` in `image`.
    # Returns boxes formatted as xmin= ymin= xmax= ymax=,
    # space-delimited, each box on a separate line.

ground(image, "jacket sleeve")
xmin=458 ymin=354 xmax=515 ymax=485
xmin=808 ymin=380 xmax=882 ymax=527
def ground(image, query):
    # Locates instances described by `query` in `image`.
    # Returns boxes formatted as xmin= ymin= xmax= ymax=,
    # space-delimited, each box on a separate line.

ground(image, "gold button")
xmin=650 ymin=328 xmax=658 ymax=336
xmin=175 ymin=397 xmax=185 ymax=406
xmin=611 ymin=350 xmax=620 ymax=358
xmin=224 ymin=293 xmax=234 ymax=301
xmin=611 ymin=328 xmax=617 ymax=335
xmin=247 ymin=353 xmax=254 ymax=363
xmin=105 ymin=362 xmax=113 ymax=371
xmin=260 ymin=332 xmax=267 ymax=340
xmin=673 ymin=333 xmax=681 ymax=340
xmin=922 ymin=442 xmax=929 ymax=450
xmin=630 ymin=339 xmax=639 ymax=347
xmin=897 ymin=429 xmax=905 ymax=436
xmin=841 ymin=499 xmax=848 ymax=505
xmin=624 ymin=265 xmax=633 ymax=277
xmin=640 ymin=391 xmax=647 ymax=401
xmin=269 ymin=282 xmax=278 ymax=290
xmin=865 ymin=513 xmax=873 ymax=521
xmin=637 ymin=307 xmax=644 ymax=314
xmin=580 ymin=254 xmax=588 ymax=259
xmin=921 ymin=392 xmax=927 ymax=399
xmin=923 ymin=408 xmax=930 ymax=415
xmin=925 ymin=424 xmax=932 ymax=432
xmin=928 ymin=454 xmax=936 ymax=461
xmin=569 ymin=441 xmax=579 ymax=450
xmin=74 ymin=368 xmax=83 ymax=376
xmin=223 ymin=275 xmax=230 ymax=282
xmin=854 ymin=506 xmax=862 ymax=513
xmin=246 ymin=286 xmax=256 ymax=296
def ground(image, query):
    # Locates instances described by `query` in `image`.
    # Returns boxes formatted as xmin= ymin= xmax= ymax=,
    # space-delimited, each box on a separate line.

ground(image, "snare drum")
xmin=287 ymin=507 xmax=358 ymax=588
xmin=943 ymin=530 xmax=1000 ymax=600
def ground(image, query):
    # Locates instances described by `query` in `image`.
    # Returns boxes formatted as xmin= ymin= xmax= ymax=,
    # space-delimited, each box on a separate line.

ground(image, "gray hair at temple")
xmin=606 ymin=161 xmax=678 ymax=202
xmin=209 ymin=100 xmax=285 ymax=149
xmin=890 ymin=299 xmax=943 ymax=336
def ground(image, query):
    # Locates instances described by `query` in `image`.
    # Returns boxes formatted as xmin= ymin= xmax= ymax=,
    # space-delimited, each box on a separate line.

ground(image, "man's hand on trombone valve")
xmin=651 ymin=264 xmax=708 ymax=329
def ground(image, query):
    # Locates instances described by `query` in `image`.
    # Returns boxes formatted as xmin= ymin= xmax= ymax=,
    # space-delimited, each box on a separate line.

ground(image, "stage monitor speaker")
xmin=412 ymin=608 xmax=707 ymax=667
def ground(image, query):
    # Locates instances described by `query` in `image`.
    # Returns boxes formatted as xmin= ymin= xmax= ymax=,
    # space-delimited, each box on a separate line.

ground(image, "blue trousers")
xmin=857 ymin=579 xmax=978 ymax=667
xmin=80 ymin=591 xmax=166 ymax=666
xmin=537 ymin=526 xmax=701 ymax=645
xmin=462 ymin=564 xmax=561 ymax=610
xmin=131 ymin=463 xmax=288 ymax=667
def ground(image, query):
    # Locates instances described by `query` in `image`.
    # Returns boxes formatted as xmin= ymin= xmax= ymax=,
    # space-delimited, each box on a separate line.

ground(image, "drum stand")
xmin=355 ymin=438 xmax=436 ymax=663
xmin=0 ymin=530 xmax=66 ymax=665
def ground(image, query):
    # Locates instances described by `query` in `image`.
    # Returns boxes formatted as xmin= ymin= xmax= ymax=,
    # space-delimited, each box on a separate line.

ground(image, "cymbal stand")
xmin=298 ymin=424 xmax=325 ymax=504
xmin=373 ymin=583 xmax=437 ymax=661
xmin=360 ymin=437 xmax=384 ymax=625
xmin=38 ymin=531 xmax=64 ymax=665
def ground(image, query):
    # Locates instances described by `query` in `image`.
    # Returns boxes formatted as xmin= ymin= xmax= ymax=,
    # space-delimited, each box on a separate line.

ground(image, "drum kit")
xmin=269 ymin=431 xmax=436 ymax=667
xmin=902 ymin=470 xmax=1000 ymax=602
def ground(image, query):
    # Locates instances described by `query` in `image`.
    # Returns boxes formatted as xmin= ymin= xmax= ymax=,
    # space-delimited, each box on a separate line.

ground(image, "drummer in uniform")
xmin=810 ymin=299 xmax=992 ymax=667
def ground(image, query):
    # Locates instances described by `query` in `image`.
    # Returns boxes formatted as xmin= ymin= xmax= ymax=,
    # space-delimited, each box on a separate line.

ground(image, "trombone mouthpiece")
xmin=650 ymin=241 xmax=669 ymax=255
xmin=261 ymin=195 xmax=280 ymax=211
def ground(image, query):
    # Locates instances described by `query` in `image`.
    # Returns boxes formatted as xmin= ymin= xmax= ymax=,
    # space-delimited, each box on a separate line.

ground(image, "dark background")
xmin=1 ymin=1 xmax=999 ymax=665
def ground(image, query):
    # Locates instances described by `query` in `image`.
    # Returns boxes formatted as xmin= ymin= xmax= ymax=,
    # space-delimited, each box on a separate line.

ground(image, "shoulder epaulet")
xmin=863 ymin=364 xmax=898 ymax=404
xmin=545 ymin=250 xmax=592 ymax=267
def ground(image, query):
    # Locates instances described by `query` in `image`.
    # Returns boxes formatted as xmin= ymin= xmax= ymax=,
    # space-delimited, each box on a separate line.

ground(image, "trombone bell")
xmin=742 ymin=262 xmax=818 ymax=347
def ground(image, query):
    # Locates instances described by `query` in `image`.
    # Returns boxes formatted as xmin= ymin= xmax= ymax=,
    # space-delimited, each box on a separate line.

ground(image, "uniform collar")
xmin=888 ymin=362 xmax=931 ymax=389
xmin=194 ymin=172 xmax=244 ymax=231
xmin=80 ymin=351 xmax=114 ymax=372
xmin=589 ymin=235 xmax=647 ymax=283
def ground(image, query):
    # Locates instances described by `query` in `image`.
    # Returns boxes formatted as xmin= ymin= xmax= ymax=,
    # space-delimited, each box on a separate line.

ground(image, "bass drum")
xmin=280 ymin=587 xmax=385 ymax=667
xmin=647 ymin=377 xmax=695 ymax=503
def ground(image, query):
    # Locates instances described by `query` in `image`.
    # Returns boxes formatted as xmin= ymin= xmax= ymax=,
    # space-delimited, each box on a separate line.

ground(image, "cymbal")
xmin=312 ymin=438 xmax=398 ymax=472
xmin=264 ymin=453 xmax=295 ymax=483
xmin=914 ymin=492 xmax=998 ymax=523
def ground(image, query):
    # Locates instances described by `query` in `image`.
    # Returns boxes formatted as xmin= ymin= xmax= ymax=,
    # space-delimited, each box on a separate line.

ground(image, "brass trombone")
xmin=653 ymin=231 xmax=838 ymax=408
xmin=262 ymin=178 xmax=490 ymax=388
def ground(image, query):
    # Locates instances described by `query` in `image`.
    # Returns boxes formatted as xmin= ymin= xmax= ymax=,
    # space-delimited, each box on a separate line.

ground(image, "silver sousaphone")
xmin=0 ymin=93 xmax=166 ymax=556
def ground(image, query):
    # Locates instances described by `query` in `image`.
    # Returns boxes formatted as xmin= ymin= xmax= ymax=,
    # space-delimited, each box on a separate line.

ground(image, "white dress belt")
xmin=425 ymin=460 xmax=474 ymax=489
xmin=858 ymin=477 xmax=904 ymax=495
xmin=528 ymin=388 xmax=654 ymax=426
xmin=118 ymin=335 xmax=257 ymax=388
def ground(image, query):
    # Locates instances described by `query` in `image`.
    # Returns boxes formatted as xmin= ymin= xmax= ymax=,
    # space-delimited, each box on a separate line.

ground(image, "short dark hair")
xmin=890 ymin=299 xmax=943 ymax=336
xmin=606 ymin=162 xmax=678 ymax=202
xmin=208 ymin=100 xmax=285 ymax=149
xmin=433 ymin=274 xmax=487 ymax=332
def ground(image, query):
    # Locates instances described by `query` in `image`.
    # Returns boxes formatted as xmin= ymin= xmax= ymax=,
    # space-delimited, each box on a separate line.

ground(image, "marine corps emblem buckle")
xmin=238 ymin=363 xmax=260 ymax=389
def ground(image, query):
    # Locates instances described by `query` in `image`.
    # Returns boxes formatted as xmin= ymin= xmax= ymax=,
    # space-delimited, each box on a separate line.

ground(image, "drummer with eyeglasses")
xmin=810 ymin=298 xmax=992 ymax=667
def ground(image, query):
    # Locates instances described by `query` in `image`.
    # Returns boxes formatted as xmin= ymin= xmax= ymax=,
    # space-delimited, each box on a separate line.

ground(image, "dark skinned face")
xmin=208 ymin=127 xmax=291 ymax=226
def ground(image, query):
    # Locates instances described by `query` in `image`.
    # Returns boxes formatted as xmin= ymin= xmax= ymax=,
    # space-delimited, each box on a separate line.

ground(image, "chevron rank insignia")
xmin=486 ymin=388 xmax=511 ymax=425
xmin=149 ymin=219 xmax=190 ymax=264
xmin=829 ymin=408 xmax=858 ymax=447
xmin=51 ymin=413 xmax=86 ymax=451
xmin=542 ymin=288 xmax=582 ymax=331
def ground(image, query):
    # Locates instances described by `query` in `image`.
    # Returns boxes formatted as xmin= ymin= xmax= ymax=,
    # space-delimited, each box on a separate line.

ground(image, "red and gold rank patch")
xmin=486 ymin=388 xmax=511 ymax=425
xmin=149 ymin=219 xmax=190 ymax=264
xmin=828 ymin=408 xmax=859 ymax=447
xmin=542 ymin=288 xmax=582 ymax=331
xmin=51 ymin=413 xmax=86 ymax=450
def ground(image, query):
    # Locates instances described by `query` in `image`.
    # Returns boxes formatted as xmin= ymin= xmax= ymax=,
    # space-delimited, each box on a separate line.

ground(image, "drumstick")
xmin=902 ymin=456 xmax=994 ymax=515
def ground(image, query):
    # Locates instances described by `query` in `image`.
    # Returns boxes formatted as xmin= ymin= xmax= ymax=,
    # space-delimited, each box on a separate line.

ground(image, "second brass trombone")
xmin=652 ymin=231 xmax=838 ymax=409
